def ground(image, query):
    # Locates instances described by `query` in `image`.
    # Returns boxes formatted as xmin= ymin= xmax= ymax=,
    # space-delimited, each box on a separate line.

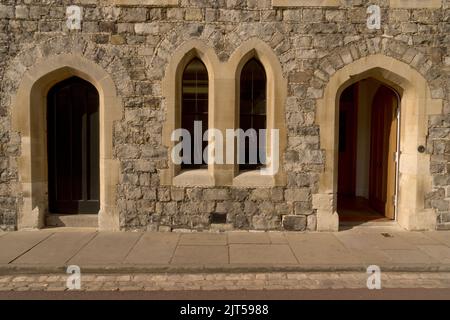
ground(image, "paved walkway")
xmin=1 ymin=226 xmax=450 ymax=274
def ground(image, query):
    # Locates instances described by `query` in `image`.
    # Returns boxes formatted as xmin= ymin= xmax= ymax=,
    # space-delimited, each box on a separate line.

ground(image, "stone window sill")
xmin=111 ymin=0 xmax=178 ymax=6
xmin=272 ymin=0 xmax=340 ymax=7
xmin=173 ymin=169 xmax=215 ymax=187
xmin=389 ymin=0 xmax=442 ymax=8
xmin=232 ymin=170 xmax=276 ymax=188
xmin=272 ymin=0 xmax=442 ymax=8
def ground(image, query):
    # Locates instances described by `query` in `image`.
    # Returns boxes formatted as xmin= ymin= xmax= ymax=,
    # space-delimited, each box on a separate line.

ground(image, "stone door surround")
xmin=315 ymin=54 xmax=443 ymax=231
xmin=11 ymin=54 xmax=122 ymax=231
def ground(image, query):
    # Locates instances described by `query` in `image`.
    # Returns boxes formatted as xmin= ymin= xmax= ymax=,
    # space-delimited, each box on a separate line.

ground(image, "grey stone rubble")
xmin=0 ymin=0 xmax=448 ymax=231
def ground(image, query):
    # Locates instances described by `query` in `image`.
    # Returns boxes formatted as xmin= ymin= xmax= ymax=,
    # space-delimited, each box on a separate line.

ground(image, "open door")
xmin=369 ymin=86 xmax=398 ymax=219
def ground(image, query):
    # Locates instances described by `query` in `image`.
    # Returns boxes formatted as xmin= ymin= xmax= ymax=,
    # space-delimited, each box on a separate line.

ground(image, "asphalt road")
xmin=1 ymin=288 xmax=450 ymax=300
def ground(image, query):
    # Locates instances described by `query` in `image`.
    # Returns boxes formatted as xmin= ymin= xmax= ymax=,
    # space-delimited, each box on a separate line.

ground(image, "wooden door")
xmin=47 ymin=77 xmax=100 ymax=214
xmin=338 ymin=84 xmax=358 ymax=197
xmin=369 ymin=86 xmax=398 ymax=219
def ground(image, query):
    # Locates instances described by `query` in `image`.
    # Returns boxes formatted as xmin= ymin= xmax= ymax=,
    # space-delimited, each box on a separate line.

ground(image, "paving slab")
xmin=171 ymin=245 xmax=228 ymax=265
xmin=416 ymin=245 xmax=450 ymax=263
xmin=371 ymin=233 xmax=419 ymax=250
xmin=286 ymin=233 xmax=361 ymax=265
xmin=423 ymin=232 xmax=450 ymax=247
xmin=341 ymin=225 xmax=403 ymax=233
xmin=0 ymin=232 xmax=53 ymax=264
xmin=228 ymin=232 xmax=270 ymax=244
xmin=229 ymin=244 xmax=298 ymax=264
xmin=347 ymin=249 xmax=393 ymax=265
xmin=337 ymin=231 xmax=416 ymax=251
xmin=12 ymin=232 xmax=96 ymax=265
xmin=43 ymin=227 xmax=98 ymax=233
xmin=268 ymin=232 xmax=288 ymax=244
xmin=68 ymin=232 xmax=141 ymax=265
xmin=382 ymin=249 xmax=438 ymax=264
xmin=392 ymin=232 xmax=441 ymax=246
xmin=334 ymin=231 xmax=376 ymax=251
xmin=125 ymin=233 xmax=179 ymax=264
xmin=178 ymin=233 xmax=227 ymax=246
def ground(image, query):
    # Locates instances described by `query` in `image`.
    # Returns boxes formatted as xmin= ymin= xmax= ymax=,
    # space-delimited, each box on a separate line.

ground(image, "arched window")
xmin=181 ymin=58 xmax=208 ymax=169
xmin=239 ymin=58 xmax=267 ymax=170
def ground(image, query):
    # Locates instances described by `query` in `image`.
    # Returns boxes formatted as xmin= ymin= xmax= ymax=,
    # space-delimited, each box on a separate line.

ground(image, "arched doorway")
xmin=337 ymin=79 xmax=399 ymax=224
xmin=11 ymin=54 xmax=122 ymax=230
xmin=315 ymin=54 xmax=442 ymax=232
xmin=47 ymin=77 xmax=100 ymax=214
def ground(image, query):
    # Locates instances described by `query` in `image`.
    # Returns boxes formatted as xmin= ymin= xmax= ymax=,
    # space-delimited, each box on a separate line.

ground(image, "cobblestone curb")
xmin=3 ymin=263 xmax=450 ymax=276
xmin=1 ymin=272 xmax=450 ymax=292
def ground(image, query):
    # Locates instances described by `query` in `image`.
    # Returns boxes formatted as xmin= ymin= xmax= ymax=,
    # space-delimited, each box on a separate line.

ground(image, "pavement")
xmin=1 ymin=226 xmax=450 ymax=293
xmin=2 ymin=226 xmax=450 ymax=274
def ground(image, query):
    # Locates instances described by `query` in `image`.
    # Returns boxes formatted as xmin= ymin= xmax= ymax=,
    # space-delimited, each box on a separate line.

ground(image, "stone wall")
xmin=0 ymin=0 xmax=449 ymax=231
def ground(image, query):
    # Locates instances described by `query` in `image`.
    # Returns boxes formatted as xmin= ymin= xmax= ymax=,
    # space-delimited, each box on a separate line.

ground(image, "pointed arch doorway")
xmin=315 ymin=54 xmax=441 ymax=232
xmin=47 ymin=76 xmax=100 ymax=214
xmin=337 ymin=78 xmax=400 ymax=223
xmin=11 ymin=54 xmax=123 ymax=230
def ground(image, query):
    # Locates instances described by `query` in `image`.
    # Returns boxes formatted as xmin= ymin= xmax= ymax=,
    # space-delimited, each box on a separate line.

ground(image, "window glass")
xmin=239 ymin=58 xmax=267 ymax=171
xmin=181 ymin=58 xmax=208 ymax=169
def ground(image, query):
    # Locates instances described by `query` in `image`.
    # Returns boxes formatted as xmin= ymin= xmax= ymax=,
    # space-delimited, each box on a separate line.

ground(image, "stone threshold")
xmin=46 ymin=214 xmax=98 ymax=228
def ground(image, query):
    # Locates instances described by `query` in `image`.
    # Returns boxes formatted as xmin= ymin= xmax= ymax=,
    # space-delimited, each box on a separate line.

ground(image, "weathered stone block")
xmin=121 ymin=8 xmax=148 ymax=22
xmin=157 ymin=187 xmax=171 ymax=201
xmin=284 ymin=188 xmax=310 ymax=202
xmin=306 ymin=214 xmax=317 ymax=231
xmin=312 ymin=194 xmax=335 ymax=211
xmin=203 ymin=189 xmax=229 ymax=201
xmin=282 ymin=215 xmax=306 ymax=231
xmin=0 ymin=5 xmax=14 ymax=19
xmin=249 ymin=189 xmax=271 ymax=201
xmin=14 ymin=5 xmax=28 ymax=19
xmin=171 ymin=187 xmax=185 ymax=201
xmin=185 ymin=8 xmax=203 ymax=21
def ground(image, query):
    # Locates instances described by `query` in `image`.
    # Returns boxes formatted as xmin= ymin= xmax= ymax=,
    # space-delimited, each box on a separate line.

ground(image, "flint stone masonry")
xmin=0 ymin=0 xmax=449 ymax=232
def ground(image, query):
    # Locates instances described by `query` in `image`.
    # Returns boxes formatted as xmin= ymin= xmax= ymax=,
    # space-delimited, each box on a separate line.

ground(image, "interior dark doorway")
xmin=47 ymin=76 xmax=100 ymax=214
xmin=337 ymin=79 xmax=399 ymax=223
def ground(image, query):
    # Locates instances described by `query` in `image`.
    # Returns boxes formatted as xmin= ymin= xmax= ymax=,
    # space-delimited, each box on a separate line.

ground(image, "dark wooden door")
xmin=338 ymin=84 xmax=358 ymax=197
xmin=369 ymin=86 xmax=398 ymax=218
xmin=47 ymin=77 xmax=100 ymax=214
